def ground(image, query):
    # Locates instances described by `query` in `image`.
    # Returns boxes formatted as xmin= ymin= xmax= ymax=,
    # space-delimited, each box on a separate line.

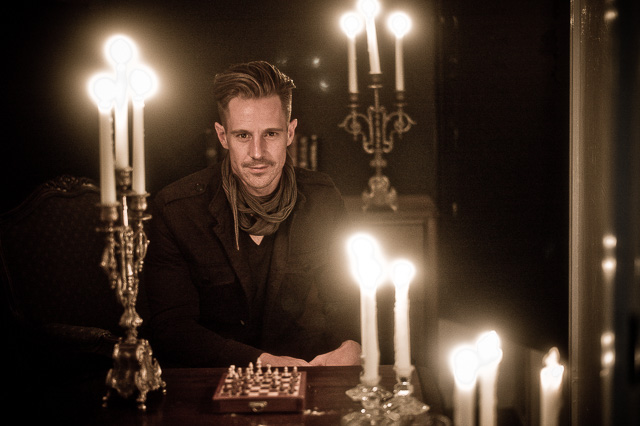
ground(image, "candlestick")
xmin=476 ymin=331 xmax=503 ymax=426
xmin=340 ymin=2 xmax=416 ymax=211
xmin=540 ymin=347 xmax=564 ymax=426
xmin=358 ymin=0 xmax=381 ymax=74
xmin=452 ymin=346 xmax=479 ymax=426
xmin=390 ymin=259 xmax=414 ymax=378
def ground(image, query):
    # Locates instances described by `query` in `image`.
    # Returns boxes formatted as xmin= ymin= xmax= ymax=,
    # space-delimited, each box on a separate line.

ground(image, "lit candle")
xmin=89 ymin=75 xmax=117 ymax=205
xmin=130 ymin=68 xmax=156 ymax=194
xmin=391 ymin=259 xmax=415 ymax=378
xmin=107 ymin=36 xmax=135 ymax=169
xmin=388 ymin=12 xmax=411 ymax=92
xmin=540 ymin=347 xmax=564 ymax=426
xmin=452 ymin=346 xmax=479 ymax=426
xmin=348 ymin=233 xmax=384 ymax=386
xmin=476 ymin=330 xmax=503 ymax=426
xmin=358 ymin=0 xmax=381 ymax=74
xmin=341 ymin=13 xmax=363 ymax=94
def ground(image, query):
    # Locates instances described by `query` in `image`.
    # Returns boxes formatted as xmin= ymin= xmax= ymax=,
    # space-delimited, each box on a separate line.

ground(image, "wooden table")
xmin=18 ymin=365 xmax=445 ymax=425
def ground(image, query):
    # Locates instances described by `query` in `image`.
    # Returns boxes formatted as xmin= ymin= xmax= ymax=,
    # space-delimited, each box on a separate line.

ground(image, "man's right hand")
xmin=258 ymin=352 xmax=312 ymax=367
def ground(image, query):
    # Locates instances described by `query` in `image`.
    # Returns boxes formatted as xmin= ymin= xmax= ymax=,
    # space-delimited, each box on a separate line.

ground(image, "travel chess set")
xmin=212 ymin=360 xmax=307 ymax=413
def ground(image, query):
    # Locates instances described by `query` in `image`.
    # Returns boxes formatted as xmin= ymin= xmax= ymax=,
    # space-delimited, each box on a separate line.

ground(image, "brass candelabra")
xmin=99 ymin=167 xmax=165 ymax=410
xmin=339 ymin=73 xmax=416 ymax=211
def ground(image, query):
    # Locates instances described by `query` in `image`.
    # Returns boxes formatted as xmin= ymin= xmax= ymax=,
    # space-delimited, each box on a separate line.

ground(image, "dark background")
xmin=3 ymin=0 xmax=569 ymax=355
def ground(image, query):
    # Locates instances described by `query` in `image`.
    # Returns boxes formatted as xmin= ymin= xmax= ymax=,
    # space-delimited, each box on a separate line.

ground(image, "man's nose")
xmin=249 ymin=136 xmax=265 ymax=159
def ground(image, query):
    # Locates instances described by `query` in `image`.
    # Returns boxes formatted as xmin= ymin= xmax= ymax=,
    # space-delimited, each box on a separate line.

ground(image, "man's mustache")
xmin=242 ymin=160 xmax=276 ymax=168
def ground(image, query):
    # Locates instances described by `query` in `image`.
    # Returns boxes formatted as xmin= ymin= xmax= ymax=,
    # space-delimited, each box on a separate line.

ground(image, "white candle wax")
xmin=395 ymin=36 xmax=404 ymax=91
xmin=348 ymin=234 xmax=383 ymax=387
xmin=478 ymin=361 xmax=500 ymax=426
xmin=114 ymin=102 xmax=129 ymax=169
xmin=132 ymin=99 xmax=145 ymax=194
xmin=540 ymin=347 xmax=564 ymax=426
xmin=477 ymin=331 xmax=503 ymax=426
xmin=452 ymin=347 xmax=479 ymax=426
xmin=361 ymin=284 xmax=380 ymax=386
xmin=391 ymin=260 xmax=414 ymax=378
xmin=348 ymin=35 xmax=358 ymax=93
xmin=365 ymin=18 xmax=381 ymax=74
xmin=98 ymin=106 xmax=116 ymax=204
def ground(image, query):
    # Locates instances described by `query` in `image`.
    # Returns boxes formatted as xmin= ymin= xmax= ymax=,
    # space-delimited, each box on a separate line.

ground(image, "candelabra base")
xmin=102 ymin=337 xmax=166 ymax=411
xmin=362 ymin=175 xmax=398 ymax=212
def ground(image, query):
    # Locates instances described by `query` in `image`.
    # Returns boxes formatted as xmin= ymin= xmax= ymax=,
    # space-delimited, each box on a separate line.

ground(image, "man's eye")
xmin=237 ymin=133 xmax=249 ymax=139
xmin=266 ymin=132 xmax=278 ymax=137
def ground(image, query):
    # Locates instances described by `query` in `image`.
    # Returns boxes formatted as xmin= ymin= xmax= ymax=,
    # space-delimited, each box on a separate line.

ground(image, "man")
xmin=144 ymin=61 xmax=361 ymax=368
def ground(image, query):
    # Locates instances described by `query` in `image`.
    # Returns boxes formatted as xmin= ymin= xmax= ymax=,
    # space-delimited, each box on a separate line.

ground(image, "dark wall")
xmin=4 ymin=1 xmax=569 ymax=354
xmin=436 ymin=0 xmax=570 ymax=353
xmin=3 ymin=0 xmax=437 ymax=214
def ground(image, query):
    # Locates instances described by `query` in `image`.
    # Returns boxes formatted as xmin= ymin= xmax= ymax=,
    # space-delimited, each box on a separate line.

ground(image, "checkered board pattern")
xmin=212 ymin=365 xmax=307 ymax=413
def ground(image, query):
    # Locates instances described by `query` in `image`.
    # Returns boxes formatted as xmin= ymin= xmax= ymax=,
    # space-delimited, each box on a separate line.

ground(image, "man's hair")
xmin=213 ymin=61 xmax=296 ymax=125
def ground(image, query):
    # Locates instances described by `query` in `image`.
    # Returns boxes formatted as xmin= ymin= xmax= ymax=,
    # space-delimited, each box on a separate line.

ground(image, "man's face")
xmin=215 ymin=95 xmax=297 ymax=197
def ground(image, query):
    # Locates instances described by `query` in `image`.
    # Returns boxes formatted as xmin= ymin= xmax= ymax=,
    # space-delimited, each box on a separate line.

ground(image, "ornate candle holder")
xmin=343 ymin=369 xmax=393 ymax=425
xmin=99 ymin=167 xmax=165 ymax=410
xmin=339 ymin=73 xmax=415 ymax=212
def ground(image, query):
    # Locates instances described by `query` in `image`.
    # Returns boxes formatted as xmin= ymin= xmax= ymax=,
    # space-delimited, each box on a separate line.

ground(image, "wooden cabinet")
xmin=343 ymin=194 xmax=438 ymax=369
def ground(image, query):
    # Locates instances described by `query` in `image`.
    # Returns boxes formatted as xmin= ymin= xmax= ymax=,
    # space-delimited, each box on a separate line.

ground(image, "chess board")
xmin=212 ymin=362 xmax=307 ymax=413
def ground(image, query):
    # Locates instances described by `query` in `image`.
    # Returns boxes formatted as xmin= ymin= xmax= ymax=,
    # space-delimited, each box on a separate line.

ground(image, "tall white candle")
xmin=452 ymin=346 xmax=479 ymax=426
xmin=477 ymin=331 xmax=503 ymax=426
xmin=108 ymin=36 xmax=135 ymax=170
xmin=90 ymin=76 xmax=117 ymax=205
xmin=388 ymin=12 xmax=411 ymax=92
xmin=341 ymin=13 xmax=362 ymax=94
xmin=540 ymin=347 xmax=564 ymax=426
xmin=130 ymin=68 xmax=156 ymax=194
xmin=395 ymin=36 xmax=404 ymax=91
xmin=358 ymin=0 xmax=381 ymax=74
xmin=348 ymin=234 xmax=384 ymax=386
xmin=391 ymin=259 xmax=415 ymax=378
xmin=132 ymin=99 xmax=145 ymax=194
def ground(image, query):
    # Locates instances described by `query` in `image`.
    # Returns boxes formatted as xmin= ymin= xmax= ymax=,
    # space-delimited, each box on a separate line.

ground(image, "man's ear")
xmin=214 ymin=122 xmax=228 ymax=149
xmin=287 ymin=119 xmax=298 ymax=147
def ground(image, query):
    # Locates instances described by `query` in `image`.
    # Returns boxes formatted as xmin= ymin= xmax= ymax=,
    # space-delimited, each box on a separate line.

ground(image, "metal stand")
xmin=99 ymin=167 xmax=165 ymax=410
xmin=339 ymin=73 xmax=415 ymax=212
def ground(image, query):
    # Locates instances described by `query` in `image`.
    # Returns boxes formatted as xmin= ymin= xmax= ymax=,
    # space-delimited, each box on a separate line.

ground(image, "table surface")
xmin=21 ymin=365 xmax=445 ymax=425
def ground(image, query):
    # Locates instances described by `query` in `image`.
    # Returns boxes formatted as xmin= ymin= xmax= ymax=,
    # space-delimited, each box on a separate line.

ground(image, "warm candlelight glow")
xmin=358 ymin=0 xmax=380 ymax=20
xmin=347 ymin=233 xmax=384 ymax=386
xmin=341 ymin=12 xmax=364 ymax=38
xmin=476 ymin=330 xmax=502 ymax=365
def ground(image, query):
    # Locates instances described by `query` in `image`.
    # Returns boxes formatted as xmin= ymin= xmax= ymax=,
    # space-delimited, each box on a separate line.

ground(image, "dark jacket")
xmin=144 ymin=162 xmax=360 ymax=367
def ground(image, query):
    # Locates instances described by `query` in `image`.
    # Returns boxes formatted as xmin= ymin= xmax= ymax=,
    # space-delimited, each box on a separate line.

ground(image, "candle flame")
xmin=476 ymin=330 xmax=503 ymax=365
xmin=451 ymin=346 xmax=479 ymax=389
xmin=341 ymin=12 xmax=364 ymax=38
xmin=388 ymin=12 xmax=412 ymax=38
xmin=130 ymin=67 xmax=158 ymax=101
xmin=88 ymin=74 xmax=117 ymax=110
xmin=105 ymin=34 xmax=136 ymax=65
xmin=347 ymin=233 xmax=385 ymax=290
xmin=391 ymin=259 xmax=415 ymax=288
xmin=541 ymin=347 xmax=564 ymax=390
xmin=358 ymin=0 xmax=380 ymax=20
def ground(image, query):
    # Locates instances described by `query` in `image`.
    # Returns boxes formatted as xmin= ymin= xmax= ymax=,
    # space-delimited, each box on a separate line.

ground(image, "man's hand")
xmin=258 ymin=352 xmax=311 ymax=367
xmin=309 ymin=340 xmax=362 ymax=366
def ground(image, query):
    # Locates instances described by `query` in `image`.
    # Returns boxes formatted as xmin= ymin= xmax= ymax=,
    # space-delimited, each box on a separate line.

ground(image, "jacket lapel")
xmin=208 ymin=183 xmax=253 ymax=299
